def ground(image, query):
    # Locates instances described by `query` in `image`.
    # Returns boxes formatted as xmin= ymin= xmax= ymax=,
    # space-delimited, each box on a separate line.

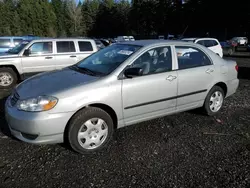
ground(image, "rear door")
xmin=174 ymin=45 xmax=216 ymax=111
xmin=77 ymin=40 xmax=96 ymax=61
xmin=55 ymin=40 xmax=78 ymax=69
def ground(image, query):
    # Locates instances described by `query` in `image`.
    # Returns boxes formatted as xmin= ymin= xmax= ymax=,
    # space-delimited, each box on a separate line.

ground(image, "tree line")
xmin=0 ymin=0 xmax=249 ymax=40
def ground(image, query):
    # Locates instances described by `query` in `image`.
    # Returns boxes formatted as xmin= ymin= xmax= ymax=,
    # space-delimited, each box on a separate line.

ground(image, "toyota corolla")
xmin=5 ymin=40 xmax=239 ymax=154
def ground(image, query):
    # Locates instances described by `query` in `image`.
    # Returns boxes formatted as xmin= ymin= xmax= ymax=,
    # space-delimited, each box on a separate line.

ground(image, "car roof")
xmin=182 ymin=37 xmax=219 ymax=41
xmin=118 ymin=39 xmax=197 ymax=46
xmin=182 ymin=38 xmax=197 ymax=40
xmin=0 ymin=36 xmax=25 ymax=39
xmin=29 ymin=38 xmax=95 ymax=42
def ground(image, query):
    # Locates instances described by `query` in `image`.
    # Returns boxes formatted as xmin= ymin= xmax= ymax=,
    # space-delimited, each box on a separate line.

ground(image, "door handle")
xmin=45 ymin=56 xmax=53 ymax=59
xmin=206 ymin=68 xmax=214 ymax=74
xmin=70 ymin=55 xmax=77 ymax=58
xmin=166 ymin=75 xmax=177 ymax=81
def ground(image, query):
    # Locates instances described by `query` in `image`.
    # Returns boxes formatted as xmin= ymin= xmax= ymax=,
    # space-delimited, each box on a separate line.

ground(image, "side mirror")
xmin=23 ymin=49 xmax=30 ymax=56
xmin=124 ymin=67 xmax=143 ymax=78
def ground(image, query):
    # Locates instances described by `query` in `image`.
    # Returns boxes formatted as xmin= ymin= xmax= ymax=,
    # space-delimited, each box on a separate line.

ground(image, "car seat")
xmin=139 ymin=52 xmax=151 ymax=75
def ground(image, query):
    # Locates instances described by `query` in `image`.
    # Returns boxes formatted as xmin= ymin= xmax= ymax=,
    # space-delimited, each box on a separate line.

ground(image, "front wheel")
xmin=203 ymin=86 xmax=225 ymax=116
xmin=67 ymin=107 xmax=114 ymax=154
xmin=0 ymin=67 xmax=18 ymax=89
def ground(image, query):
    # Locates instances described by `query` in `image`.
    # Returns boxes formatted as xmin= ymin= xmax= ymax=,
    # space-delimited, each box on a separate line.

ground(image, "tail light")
xmin=235 ymin=64 xmax=238 ymax=72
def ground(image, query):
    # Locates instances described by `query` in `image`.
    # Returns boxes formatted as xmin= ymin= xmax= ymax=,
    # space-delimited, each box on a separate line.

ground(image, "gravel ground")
xmin=0 ymin=57 xmax=249 ymax=188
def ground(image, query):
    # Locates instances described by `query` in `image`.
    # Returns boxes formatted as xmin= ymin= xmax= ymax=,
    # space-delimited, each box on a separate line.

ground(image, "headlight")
xmin=16 ymin=96 xmax=58 ymax=112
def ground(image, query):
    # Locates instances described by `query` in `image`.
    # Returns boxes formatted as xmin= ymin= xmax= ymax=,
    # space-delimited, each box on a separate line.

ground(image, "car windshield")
xmin=74 ymin=44 xmax=141 ymax=76
xmin=7 ymin=41 xmax=30 ymax=54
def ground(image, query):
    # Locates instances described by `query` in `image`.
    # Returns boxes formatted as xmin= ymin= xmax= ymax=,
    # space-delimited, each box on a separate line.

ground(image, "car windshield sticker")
xmin=117 ymin=50 xmax=133 ymax=55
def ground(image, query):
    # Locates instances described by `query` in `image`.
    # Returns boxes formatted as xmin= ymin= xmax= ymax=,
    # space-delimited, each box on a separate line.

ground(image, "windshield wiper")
xmin=70 ymin=65 xmax=105 ymax=76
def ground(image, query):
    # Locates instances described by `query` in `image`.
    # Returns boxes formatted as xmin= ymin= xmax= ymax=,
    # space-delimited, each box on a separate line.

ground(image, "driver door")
xmin=122 ymin=46 xmax=178 ymax=125
xmin=21 ymin=41 xmax=57 ymax=77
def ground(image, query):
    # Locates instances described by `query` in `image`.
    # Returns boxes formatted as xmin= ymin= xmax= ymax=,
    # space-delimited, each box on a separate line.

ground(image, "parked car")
xmin=181 ymin=38 xmax=223 ymax=58
xmin=0 ymin=38 xmax=98 ymax=89
xmin=230 ymin=37 xmax=248 ymax=46
xmin=116 ymin=36 xmax=130 ymax=42
xmin=94 ymin=39 xmax=105 ymax=50
xmin=158 ymin=35 xmax=165 ymax=40
xmin=0 ymin=36 xmax=40 ymax=53
xmin=0 ymin=36 xmax=25 ymax=53
xmin=5 ymin=40 xmax=239 ymax=154
xmin=128 ymin=36 xmax=135 ymax=41
xmin=220 ymin=41 xmax=236 ymax=56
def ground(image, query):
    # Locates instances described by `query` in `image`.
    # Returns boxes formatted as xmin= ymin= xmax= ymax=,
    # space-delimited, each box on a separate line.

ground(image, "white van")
xmin=0 ymin=38 xmax=98 ymax=88
xmin=182 ymin=37 xmax=223 ymax=58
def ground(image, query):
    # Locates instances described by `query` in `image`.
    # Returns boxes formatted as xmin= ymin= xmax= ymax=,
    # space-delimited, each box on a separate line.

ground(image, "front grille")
xmin=10 ymin=91 xmax=20 ymax=106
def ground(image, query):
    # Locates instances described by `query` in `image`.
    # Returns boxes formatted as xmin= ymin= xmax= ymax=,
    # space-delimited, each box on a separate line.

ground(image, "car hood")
xmin=0 ymin=53 xmax=19 ymax=59
xmin=16 ymin=68 xmax=100 ymax=99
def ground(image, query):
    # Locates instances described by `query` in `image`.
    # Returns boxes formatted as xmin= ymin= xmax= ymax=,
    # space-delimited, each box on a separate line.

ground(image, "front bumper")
xmin=5 ymin=97 xmax=74 ymax=144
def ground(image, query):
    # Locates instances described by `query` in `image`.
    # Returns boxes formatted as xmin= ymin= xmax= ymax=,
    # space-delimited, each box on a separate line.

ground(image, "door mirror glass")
xmin=23 ymin=49 xmax=30 ymax=56
xmin=124 ymin=67 xmax=143 ymax=78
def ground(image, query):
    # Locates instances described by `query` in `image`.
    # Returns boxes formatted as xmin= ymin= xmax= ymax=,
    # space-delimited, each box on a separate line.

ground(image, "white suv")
xmin=182 ymin=38 xmax=223 ymax=58
xmin=0 ymin=38 xmax=98 ymax=89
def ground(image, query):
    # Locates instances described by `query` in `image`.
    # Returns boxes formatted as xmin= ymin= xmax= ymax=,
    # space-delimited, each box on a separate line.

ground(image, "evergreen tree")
xmin=81 ymin=0 xmax=100 ymax=37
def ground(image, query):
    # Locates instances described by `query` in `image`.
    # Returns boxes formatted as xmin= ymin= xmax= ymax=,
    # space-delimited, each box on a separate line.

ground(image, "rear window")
xmin=175 ymin=46 xmax=212 ymax=69
xmin=0 ymin=39 xmax=11 ymax=48
xmin=57 ymin=41 xmax=76 ymax=53
xmin=78 ymin=41 xmax=93 ymax=51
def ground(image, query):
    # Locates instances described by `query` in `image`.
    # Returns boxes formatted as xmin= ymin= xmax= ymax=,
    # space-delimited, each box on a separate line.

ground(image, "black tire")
xmin=0 ymin=67 xmax=18 ymax=89
xmin=67 ymin=107 xmax=114 ymax=154
xmin=203 ymin=86 xmax=225 ymax=116
xmin=228 ymin=48 xmax=233 ymax=56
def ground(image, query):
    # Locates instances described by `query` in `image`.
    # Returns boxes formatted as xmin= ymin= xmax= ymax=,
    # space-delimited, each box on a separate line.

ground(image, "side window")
xmin=29 ymin=42 xmax=53 ymax=55
xmin=175 ymin=46 xmax=212 ymax=70
xmin=0 ymin=39 xmax=11 ymax=48
xmin=212 ymin=40 xmax=219 ymax=46
xmin=13 ymin=39 xmax=23 ymax=46
xmin=196 ymin=40 xmax=205 ymax=46
xmin=78 ymin=41 xmax=93 ymax=51
xmin=203 ymin=40 xmax=214 ymax=47
xmin=56 ymin=41 xmax=76 ymax=53
xmin=130 ymin=46 xmax=172 ymax=75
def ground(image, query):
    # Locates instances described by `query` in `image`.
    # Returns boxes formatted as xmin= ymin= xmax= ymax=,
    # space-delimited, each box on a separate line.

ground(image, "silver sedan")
xmin=5 ymin=40 xmax=239 ymax=154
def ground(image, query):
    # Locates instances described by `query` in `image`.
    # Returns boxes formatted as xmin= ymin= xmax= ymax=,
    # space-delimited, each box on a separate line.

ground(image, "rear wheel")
xmin=228 ymin=48 xmax=233 ymax=56
xmin=0 ymin=67 xmax=17 ymax=89
xmin=203 ymin=86 xmax=225 ymax=116
xmin=67 ymin=107 xmax=114 ymax=154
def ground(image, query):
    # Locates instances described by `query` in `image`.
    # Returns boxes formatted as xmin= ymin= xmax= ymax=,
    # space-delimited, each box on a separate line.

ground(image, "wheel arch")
xmin=213 ymin=82 xmax=227 ymax=96
xmin=64 ymin=103 xmax=118 ymax=142
xmin=0 ymin=65 xmax=21 ymax=80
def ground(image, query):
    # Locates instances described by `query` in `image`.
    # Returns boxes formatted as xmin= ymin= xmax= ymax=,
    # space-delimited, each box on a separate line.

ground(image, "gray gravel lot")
xmin=0 ymin=57 xmax=250 ymax=188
